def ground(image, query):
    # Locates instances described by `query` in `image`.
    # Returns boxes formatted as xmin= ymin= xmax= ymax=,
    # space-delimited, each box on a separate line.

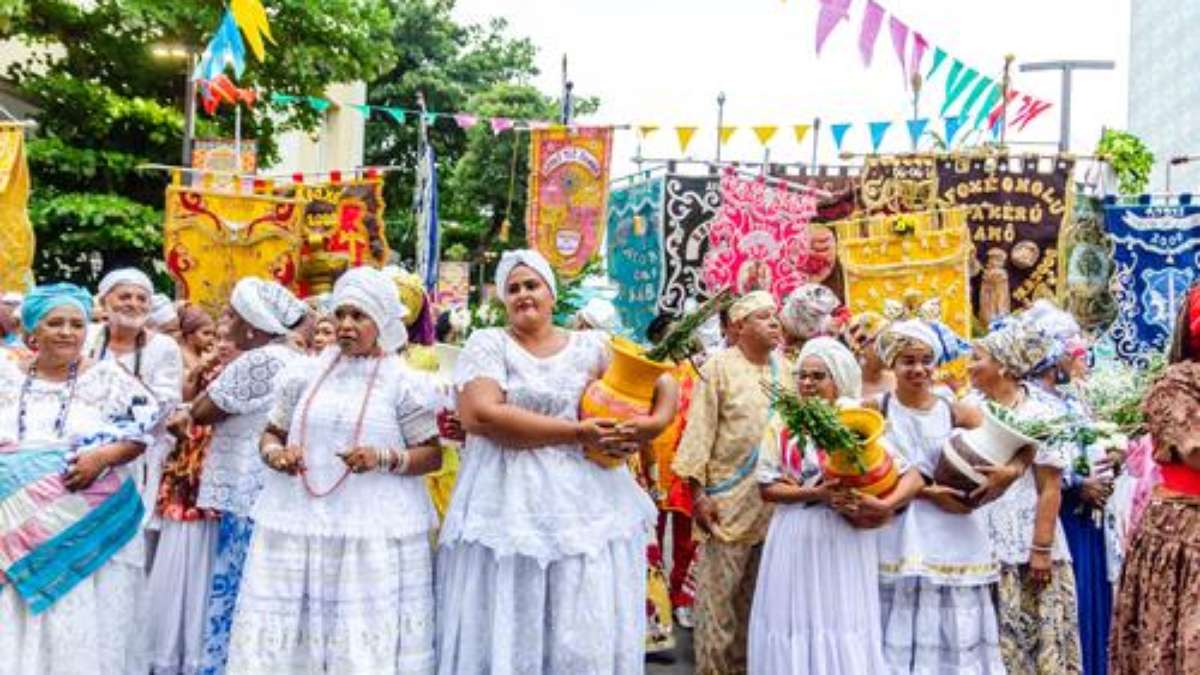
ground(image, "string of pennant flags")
xmin=268 ymin=93 xmax=1029 ymax=154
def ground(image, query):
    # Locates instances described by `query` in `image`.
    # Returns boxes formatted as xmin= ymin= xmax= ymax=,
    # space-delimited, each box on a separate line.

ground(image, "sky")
xmin=453 ymin=0 xmax=1131 ymax=179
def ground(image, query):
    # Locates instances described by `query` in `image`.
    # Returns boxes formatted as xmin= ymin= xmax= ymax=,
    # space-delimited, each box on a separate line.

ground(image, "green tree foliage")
xmin=1096 ymin=129 xmax=1155 ymax=196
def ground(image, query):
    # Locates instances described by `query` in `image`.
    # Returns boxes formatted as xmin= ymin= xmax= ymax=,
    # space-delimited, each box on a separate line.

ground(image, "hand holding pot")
xmin=968 ymin=462 xmax=1025 ymax=506
xmin=923 ymin=484 xmax=972 ymax=514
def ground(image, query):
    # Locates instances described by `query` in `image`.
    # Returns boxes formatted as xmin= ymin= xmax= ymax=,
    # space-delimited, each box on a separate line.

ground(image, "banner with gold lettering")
xmin=164 ymin=186 xmax=303 ymax=316
xmin=935 ymin=155 xmax=1074 ymax=327
xmin=0 ymin=126 xmax=35 ymax=293
xmin=858 ymin=155 xmax=938 ymax=215
xmin=436 ymin=261 xmax=471 ymax=309
xmin=526 ymin=127 xmax=613 ymax=277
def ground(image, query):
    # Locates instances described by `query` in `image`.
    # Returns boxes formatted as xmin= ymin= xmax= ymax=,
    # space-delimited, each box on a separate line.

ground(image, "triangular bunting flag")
xmin=957 ymin=76 xmax=993 ymax=120
xmin=490 ymin=117 xmax=514 ymax=134
xmin=793 ymin=124 xmax=812 ymax=144
xmin=453 ymin=113 xmax=478 ymax=129
xmin=858 ymin=0 xmax=885 ymax=66
xmin=910 ymin=32 xmax=929 ymax=81
xmin=307 ymin=97 xmax=332 ymax=113
xmin=270 ymin=93 xmax=299 ymax=106
xmin=423 ymin=112 xmax=438 ymax=125
xmin=905 ymin=118 xmax=929 ymax=147
xmin=815 ymin=0 xmax=852 ymax=55
xmin=675 ymin=126 xmax=698 ymax=153
xmin=348 ymin=103 xmax=372 ymax=116
xmin=637 ymin=124 xmax=660 ymax=139
xmin=926 ymin=47 xmax=947 ymax=79
xmin=939 ymin=60 xmax=979 ymax=116
xmin=383 ymin=108 xmax=406 ymax=125
xmin=972 ymin=83 xmax=1003 ymax=129
xmin=752 ymin=125 xmax=779 ymax=146
xmin=944 ymin=115 xmax=964 ymax=144
xmin=888 ymin=16 xmax=909 ymax=83
xmin=1010 ymin=95 xmax=1053 ymax=131
xmin=986 ymin=89 xmax=1020 ymax=132
xmin=230 ymin=0 xmax=275 ymax=62
xmin=718 ymin=126 xmax=738 ymax=145
xmin=830 ymin=123 xmax=852 ymax=151
xmin=868 ymin=121 xmax=891 ymax=152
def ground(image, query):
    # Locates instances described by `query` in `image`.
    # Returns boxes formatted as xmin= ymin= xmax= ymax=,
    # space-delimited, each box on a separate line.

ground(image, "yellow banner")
xmin=752 ymin=125 xmax=779 ymax=146
xmin=675 ymin=126 xmax=698 ymax=153
xmin=0 ymin=127 xmax=34 ymax=293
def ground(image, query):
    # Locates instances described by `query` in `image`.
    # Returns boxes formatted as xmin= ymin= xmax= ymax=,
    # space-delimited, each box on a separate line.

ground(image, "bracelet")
xmin=375 ymin=446 xmax=392 ymax=474
xmin=391 ymin=449 xmax=411 ymax=476
xmin=1030 ymin=543 xmax=1054 ymax=553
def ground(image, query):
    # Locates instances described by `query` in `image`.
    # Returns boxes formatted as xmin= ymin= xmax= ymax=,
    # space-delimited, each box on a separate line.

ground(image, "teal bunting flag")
xmin=423 ymin=112 xmax=438 ymax=125
xmin=306 ymin=96 xmax=332 ymax=113
xmin=973 ymin=83 xmax=1003 ymax=129
xmin=383 ymin=108 xmax=406 ymax=124
xmin=349 ymin=103 xmax=372 ymax=116
xmin=830 ymin=123 xmax=852 ymax=151
xmin=905 ymin=118 xmax=929 ymax=148
xmin=939 ymin=60 xmax=979 ymax=116
xmin=944 ymin=115 xmax=964 ymax=144
xmin=957 ymin=76 xmax=993 ymax=120
xmin=868 ymin=121 xmax=891 ymax=152
xmin=926 ymin=47 xmax=948 ymax=79
xmin=270 ymin=93 xmax=299 ymax=105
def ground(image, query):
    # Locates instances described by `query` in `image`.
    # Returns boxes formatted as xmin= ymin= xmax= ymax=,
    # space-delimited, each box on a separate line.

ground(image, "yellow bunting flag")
xmin=752 ymin=125 xmax=779 ymax=146
xmin=675 ymin=126 xmax=698 ymax=153
xmin=793 ymin=124 xmax=812 ymax=144
xmin=231 ymin=0 xmax=275 ymax=62
xmin=637 ymin=125 xmax=660 ymax=139
xmin=718 ymin=126 xmax=738 ymax=145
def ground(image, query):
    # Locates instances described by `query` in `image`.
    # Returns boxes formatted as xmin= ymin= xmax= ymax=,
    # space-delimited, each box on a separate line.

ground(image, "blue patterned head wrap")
xmin=21 ymin=283 xmax=93 ymax=330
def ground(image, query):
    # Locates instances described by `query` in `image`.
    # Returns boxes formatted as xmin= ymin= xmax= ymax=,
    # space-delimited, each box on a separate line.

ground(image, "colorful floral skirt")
xmin=997 ymin=561 xmax=1083 ymax=675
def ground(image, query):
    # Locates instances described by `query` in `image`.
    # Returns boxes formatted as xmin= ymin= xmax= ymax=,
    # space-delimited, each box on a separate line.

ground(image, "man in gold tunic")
xmin=672 ymin=290 xmax=784 ymax=675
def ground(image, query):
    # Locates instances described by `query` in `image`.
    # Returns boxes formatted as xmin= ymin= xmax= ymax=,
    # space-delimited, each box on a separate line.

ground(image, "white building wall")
xmin=269 ymin=81 xmax=366 ymax=176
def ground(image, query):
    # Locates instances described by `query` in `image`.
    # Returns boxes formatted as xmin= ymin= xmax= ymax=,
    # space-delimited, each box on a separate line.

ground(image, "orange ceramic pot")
xmin=819 ymin=407 xmax=899 ymax=497
xmin=579 ymin=336 xmax=674 ymax=469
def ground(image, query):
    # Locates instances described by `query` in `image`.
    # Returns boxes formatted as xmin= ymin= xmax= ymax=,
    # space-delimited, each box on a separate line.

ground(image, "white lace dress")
xmin=0 ymin=360 xmax=158 ymax=675
xmin=435 ymin=328 xmax=657 ymax=675
xmin=225 ymin=349 xmax=440 ymax=675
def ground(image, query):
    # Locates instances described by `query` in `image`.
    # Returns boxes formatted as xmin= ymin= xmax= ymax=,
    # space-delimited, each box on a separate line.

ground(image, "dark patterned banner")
xmin=1102 ymin=198 xmax=1200 ymax=366
xmin=659 ymin=174 xmax=721 ymax=316
xmin=935 ymin=155 xmax=1074 ymax=327
xmin=858 ymin=155 xmax=938 ymax=215
xmin=606 ymin=177 xmax=665 ymax=340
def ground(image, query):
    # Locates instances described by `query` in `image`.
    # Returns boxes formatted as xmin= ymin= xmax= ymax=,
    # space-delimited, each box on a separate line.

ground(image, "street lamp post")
xmin=153 ymin=45 xmax=197 ymax=167
xmin=715 ymin=91 xmax=726 ymax=163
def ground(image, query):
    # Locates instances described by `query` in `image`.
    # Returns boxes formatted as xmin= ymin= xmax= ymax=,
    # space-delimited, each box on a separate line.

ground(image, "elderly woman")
xmin=779 ymin=283 xmax=841 ymax=359
xmin=871 ymin=319 xmax=1010 ymax=674
xmin=969 ymin=318 xmax=1083 ymax=674
xmin=1109 ymin=362 xmax=1200 ymax=674
xmin=184 ymin=278 xmax=308 ymax=675
xmin=749 ymin=337 xmax=921 ymax=674
xmin=436 ymin=250 xmax=677 ymax=674
xmin=223 ymin=267 xmax=442 ymax=673
xmin=0 ymin=284 xmax=160 ymax=674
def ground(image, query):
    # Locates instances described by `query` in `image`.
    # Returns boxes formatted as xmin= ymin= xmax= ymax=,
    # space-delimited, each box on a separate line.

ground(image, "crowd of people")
xmin=0 ymin=250 xmax=1197 ymax=675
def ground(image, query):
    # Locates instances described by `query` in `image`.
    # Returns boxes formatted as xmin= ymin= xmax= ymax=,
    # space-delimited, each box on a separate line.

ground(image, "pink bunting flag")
xmin=453 ymin=113 xmax=478 ymax=129
xmin=490 ymin=117 xmax=514 ymax=134
xmin=986 ymin=89 xmax=1020 ymax=131
xmin=1010 ymin=95 xmax=1053 ymax=131
xmin=909 ymin=32 xmax=929 ymax=82
xmin=858 ymin=0 xmax=885 ymax=67
xmin=815 ymin=0 xmax=852 ymax=55
xmin=888 ymin=16 xmax=910 ymax=84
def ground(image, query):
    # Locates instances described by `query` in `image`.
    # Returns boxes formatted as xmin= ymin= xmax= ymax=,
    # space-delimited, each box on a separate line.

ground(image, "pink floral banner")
xmin=702 ymin=170 xmax=822 ymax=302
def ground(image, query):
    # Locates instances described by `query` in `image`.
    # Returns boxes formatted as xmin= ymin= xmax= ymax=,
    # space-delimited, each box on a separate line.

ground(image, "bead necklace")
xmin=297 ymin=351 xmax=384 ymax=498
xmin=95 ymin=326 xmax=145 ymax=379
xmin=18 ymin=359 xmax=80 ymax=441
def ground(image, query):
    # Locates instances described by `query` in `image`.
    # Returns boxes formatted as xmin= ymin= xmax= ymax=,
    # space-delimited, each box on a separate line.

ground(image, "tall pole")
xmin=810 ymin=117 xmax=821 ymax=167
xmin=910 ymin=72 xmax=922 ymax=151
xmin=181 ymin=51 xmax=197 ymax=168
xmin=560 ymin=54 xmax=574 ymax=125
xmin=715 ymin=91 xmax=726 ymax=163
xmin=1019 ymin=60 xmax=1115 ymax=153
xmin=998 ymin=54 xmax=1014 ymax=145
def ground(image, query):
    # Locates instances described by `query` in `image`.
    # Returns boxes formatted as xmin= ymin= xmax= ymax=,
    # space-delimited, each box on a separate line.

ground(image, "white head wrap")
xmin=876 ymin=319 xmax=941 ymax=366
xmin=729 ymin=290 xmax=777 ymax=324
xmin=576 ymin=297 xmax=619 ymax=331
xmin=495 ymin=249 xmax=556 ymax=301
xmin=0 ymin=292 xmax=22 ymax=305
xmin=331 ymin=266 xmax=409 ymax=352
xmin=780 ymin=283 xmax=840 ymax=339
xmin=798 ymin=336 xmax=863 ymax=400
xmin=97 ymin=268 xmax=153 ymax=300
xmin=148 ymin=293 xmax=178 ymax=327
xmin=230 ymin=277 xmax=306 ymax=336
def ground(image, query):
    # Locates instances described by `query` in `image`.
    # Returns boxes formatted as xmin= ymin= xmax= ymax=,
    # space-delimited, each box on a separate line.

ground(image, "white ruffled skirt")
xmin=879 ymin=577 xmax=1005 ymax=675
xmin=748 ymin=504 xmax=888 ymax=675
xmin=225 ymin=528 xmax=435 ymax=675
xmin=147 ymin=519 xmax=219 ymax=675
xmin=435 ymin=536 xmax=647 ymax=675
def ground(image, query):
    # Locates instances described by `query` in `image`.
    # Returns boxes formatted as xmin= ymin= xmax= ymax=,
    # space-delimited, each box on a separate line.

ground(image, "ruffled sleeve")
xmin=209 ymin=347 xmax=293 ymax=416
xmin=394 ymin=370 xmax=439 ymax=445
xmin=453 ymin=328 xmax=509 ymax=392
xmin=267 ymin=353 xmax=316 ymax=433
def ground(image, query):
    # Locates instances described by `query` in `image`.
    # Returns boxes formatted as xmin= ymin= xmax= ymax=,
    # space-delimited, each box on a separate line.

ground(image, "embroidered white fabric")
xmin=146 ymin=519 xmax=218 ymax=675
xmin=879 ymin=577 xmax=1006 ymax=675
xmin=439 ymin=328 xmax=657 ymax=564
xmin=196 ymin=344 xmax=305 ymax=517
xmin=253 ymin=350 xmax=439 ymax=539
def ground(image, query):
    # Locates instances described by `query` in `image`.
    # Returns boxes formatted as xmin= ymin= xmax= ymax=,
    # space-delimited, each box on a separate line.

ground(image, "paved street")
xmin=646 ymin=625 xmax=695 ymax=675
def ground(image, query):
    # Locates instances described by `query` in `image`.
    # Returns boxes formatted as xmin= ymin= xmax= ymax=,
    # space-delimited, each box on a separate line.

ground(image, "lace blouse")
xmin=196 ymin=343 xmax=304 ymax=516
xmin=253 ymin=348 xmax=439 ymax=539
xmin=439 ymin=328 xmax=657 ymax=566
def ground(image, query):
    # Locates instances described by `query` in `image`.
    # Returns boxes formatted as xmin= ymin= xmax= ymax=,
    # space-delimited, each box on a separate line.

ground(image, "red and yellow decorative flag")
xmin=0 ymin=126 xmax=34 ymax=293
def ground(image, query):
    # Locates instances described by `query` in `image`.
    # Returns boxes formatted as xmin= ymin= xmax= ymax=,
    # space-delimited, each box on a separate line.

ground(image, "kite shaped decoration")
xmin=230 ymin=0 xmax=275 ymax=62
xmin=194 ymin=1 xmax=274 ymax=83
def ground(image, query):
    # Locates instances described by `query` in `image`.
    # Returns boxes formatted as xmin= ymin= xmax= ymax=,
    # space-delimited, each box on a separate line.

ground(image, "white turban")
xmin=97 ymin=268 xmax=153 ymax=300
xmin=577 ymin=297 xmax=619 ymax=331
xmin=230 ymin=277 xmax=306 ymax=336
xmin=798 ymin=336 xmax=863 ymax=400
xmin=149 ymin=293 xmax=178 ymax=327
xmin=876 ymin=318 xmax=941 ymax=366
xmin=332 ymin=267 xmax=409 ymax=352
xmin=729 ymin=290 xmax=776 ymax=324
xmin=495 ymin=249 xmax=556 ymax=301
xmin=780 ymin=283 xmax=840 ymax=339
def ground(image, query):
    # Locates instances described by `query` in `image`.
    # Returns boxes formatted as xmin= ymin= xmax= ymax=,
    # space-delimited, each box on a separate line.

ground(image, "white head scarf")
xmin=97 ymin=268 xmax=153 ymax=300
xmin=149 ymin=293 xmax=178 ymax=327
xmin=798 ymin=336 xmax=863 ymax=400
xmin=729 ymin=290 xmax=776 ymax=324
xmin=331 ymin=266 xmax=409 ymax=352
xmin=495 ymin=249 xmax=556 ymax=301
xmin=0 ymin=292 xmax=22 ymax=306
xmin=576 ymin=297 xmax=619 ymax=331
xmin=230 ymin=277 xmax=306 ymax=336
xmin=780 ymin=283 xmax=839 ymax=339
xmin=876 ymin=318 xmax=941 ymax=366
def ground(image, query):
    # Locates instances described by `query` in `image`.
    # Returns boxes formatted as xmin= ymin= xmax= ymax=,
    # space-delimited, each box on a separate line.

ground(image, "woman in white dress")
xmin=749 ymin=337 xmax=922 ymax=675
xmin=436 ymin=249 xmax=677 ymax=674
xmin=872 ymin=319 xmax=1011 ymax=675
xmin=226 ymin=266 xmax=443 ymax=674
xmin=0 ymin=283 xmax=160 ymax=675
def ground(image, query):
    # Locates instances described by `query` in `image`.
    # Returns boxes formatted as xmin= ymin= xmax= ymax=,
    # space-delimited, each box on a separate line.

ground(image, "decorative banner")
xmin=778 ymin=166 xmax=862 ymax=302
xmin=859 ymin=0 xmax=885 ymax=66
xmin=606 ymin=177 xmax=665 ymax=340
xmin=191 ymin=138 xmax=257 ymax=191
xmin=273 ymin=179 xmax=390 ymax=297
xmin=909 ymin=32 xmax=929 ymax=78
xmin=164 ymin=186 xmax=304 ymax=316
xmin=194 ymin=10 xmax=247 ymax=81
xmin=230 ymin=0 xmax=274 ymax=61
xmin=675 ymin=126 xmax=698 ymax=153
xmin=436 ymin=260 xmax=471 ymax=309
xmin=836 ymin=208 xmax=973 ymax=342
xmin=888 ymin=16 xmax=909 ymax=83
xmin=957 ymin=76 xmax=993 ymax=121
xmin=701 ymin=171 xmax=819 ymax=303
xmin=815 ymin=0 xmax=852 ymax=54
xmin=0 ymin=127 xmax=34 ymax=293
xmin=1059 ymin=195 xmax=1115 ymax=330
xmin=1102 ymin=197 xmax=1200 ymax=366
xmin=940 ymin=61 xmax=979 ymax=116
xmin=858 ymin=154 xmax=938 ymax=214
xmin=659 ymin=174 xmax=722 ymax=315
xmin=415 ymin=140 xmax=440 ymax=292
xmin=935 ymin=155 xmax=1075 ymax=327
xmin=1010 ymin=95 xmax=1054 ymax=132
xmin=526 ymin=126 xmax=614 ymax=277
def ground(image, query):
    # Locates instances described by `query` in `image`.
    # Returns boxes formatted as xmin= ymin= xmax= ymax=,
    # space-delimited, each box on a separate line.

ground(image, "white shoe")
xmin=673 ymin=606 xmax=694 ymax=629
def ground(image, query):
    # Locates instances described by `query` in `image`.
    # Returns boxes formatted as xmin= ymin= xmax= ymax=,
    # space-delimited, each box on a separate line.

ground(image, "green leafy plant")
xmin=1096 ymin=129 xmax=1155 ymax=195
xmin=765 ymin=383 xmax=866 ymax=471
xmin=644 ymin=289 xmax=732 ymax=363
